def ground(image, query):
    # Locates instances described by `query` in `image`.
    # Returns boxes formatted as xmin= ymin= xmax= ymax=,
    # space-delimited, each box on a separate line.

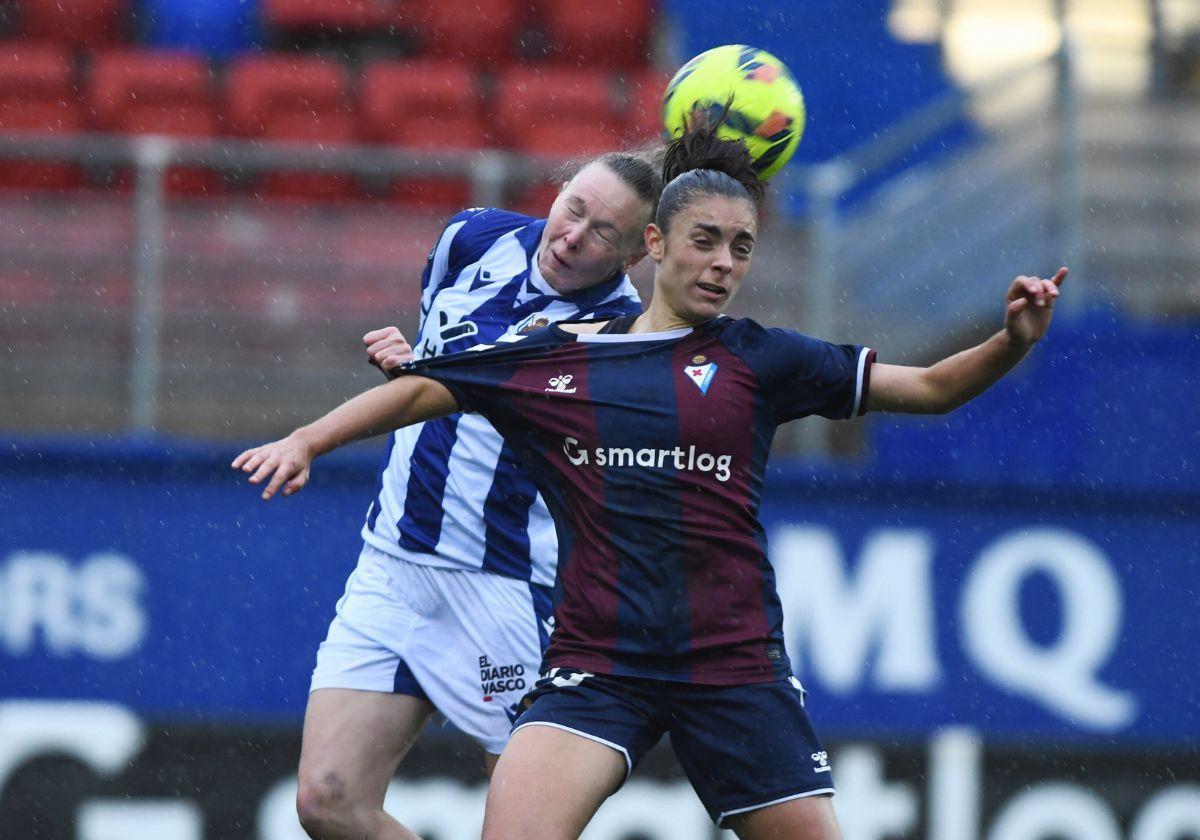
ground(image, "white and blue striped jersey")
xmin=362 ymin=207 xmax=642 ymax=587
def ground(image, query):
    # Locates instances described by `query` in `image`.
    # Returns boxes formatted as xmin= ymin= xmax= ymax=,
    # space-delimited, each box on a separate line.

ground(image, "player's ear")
xmin=645 ymin=223 xmax=665 ymax=262
xmin=622 ymin=243 xmax=648 ymax=272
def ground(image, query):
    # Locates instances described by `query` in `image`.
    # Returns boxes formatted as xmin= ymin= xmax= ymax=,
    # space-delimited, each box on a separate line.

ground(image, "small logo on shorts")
xmin=544 ymin=667 xmax=594 ymax=689
xmin=811 ymin=750 xmax=831 ymax=773
xmin=478 ymin=654 xmax=527 ymax=702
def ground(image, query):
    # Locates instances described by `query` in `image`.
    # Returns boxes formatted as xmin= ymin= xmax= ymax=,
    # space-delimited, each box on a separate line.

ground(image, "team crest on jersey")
xmin=546 ymin=374 xmax=576 ymax=394
xmin=518 ymin=316 xmax=551 ymax=334
xmin=514 ymin=310 xmax=554 ymax=335
xmin=684 ymin=359 xmax=718 ymax=395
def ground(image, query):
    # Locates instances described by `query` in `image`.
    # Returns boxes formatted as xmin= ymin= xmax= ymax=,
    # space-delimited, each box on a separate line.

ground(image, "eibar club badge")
xmin=683 ymin=355 xmax=717 ymax=395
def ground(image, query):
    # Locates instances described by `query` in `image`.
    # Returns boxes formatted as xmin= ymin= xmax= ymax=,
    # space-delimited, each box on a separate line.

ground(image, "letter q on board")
xmin=960 ymin=528 xmax=1136 ymax=731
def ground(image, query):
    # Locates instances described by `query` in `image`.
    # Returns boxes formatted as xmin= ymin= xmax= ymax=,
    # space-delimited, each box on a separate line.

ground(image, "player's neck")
xmin=631 ymin=304 xmax=700 ymax=334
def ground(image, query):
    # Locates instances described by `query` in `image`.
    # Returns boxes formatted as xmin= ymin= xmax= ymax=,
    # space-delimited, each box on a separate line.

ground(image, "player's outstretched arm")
xmin=866 ymin=267 xmax=1067 ymax=414
xmin=231 ymin=375 xmax=458 ymax=500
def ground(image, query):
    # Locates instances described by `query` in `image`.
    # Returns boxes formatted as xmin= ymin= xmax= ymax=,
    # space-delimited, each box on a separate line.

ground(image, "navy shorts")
xmin=513 ymin=668 xmax=835 ymax=826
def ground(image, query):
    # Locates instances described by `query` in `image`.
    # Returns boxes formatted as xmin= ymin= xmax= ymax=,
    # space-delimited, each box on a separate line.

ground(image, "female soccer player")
xmin=237 ymin=128 xmax=1065 ymax=839
xmin=293 ymin=149 xmax=661 ymax=840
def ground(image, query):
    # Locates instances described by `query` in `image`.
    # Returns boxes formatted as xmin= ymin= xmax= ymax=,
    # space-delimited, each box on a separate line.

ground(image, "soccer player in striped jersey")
xmin=292 ymin=151 xmax=662 ymax=840
xmin=237 ymin=128 xmax=1065 ymax=839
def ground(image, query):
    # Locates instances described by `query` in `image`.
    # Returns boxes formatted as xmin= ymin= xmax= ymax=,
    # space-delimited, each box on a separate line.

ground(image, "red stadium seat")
xmin=361 ymin=58 xmax=484 ymax=148
xmin=408 ymin=0 xmax=521 ymax=65
xmin=225 ymin=55 xmax=358 ymax=201
xmin=539 ymin=0 xmax=652 ymax=67
xmin=362 ymin=58 xmax=485 ymax=208
xmin=0 ymin=44 xmax=83 ymax=190
xmin=89 ymin=50 xmax=216 ymax=136
xmin=625 ymin=69 xmax=671 ymax=144
xmin=18 ymin=0 xmax=128 ymax=47
xmin=88 ymin=49 xmax=220 ymax=195
xmin=262 ymin=0 xmax=403 ymax=34
xmin=492 ymin=66 xmax=621 ymax=154
xmin=494 ymin=67 xmax=622 ymax=213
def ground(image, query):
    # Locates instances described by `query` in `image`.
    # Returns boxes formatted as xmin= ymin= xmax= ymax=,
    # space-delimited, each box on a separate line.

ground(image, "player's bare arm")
xmin=866 ymin=267 xmax=1066 ymax=414
xmin=232 ymin=375 xmax=458 ymax=500
xmin=363 ymin=326 xmax=414 ymax=375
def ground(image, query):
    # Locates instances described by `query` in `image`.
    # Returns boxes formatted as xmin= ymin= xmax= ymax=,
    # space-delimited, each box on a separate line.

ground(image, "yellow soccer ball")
xmin=662 ymin=44 xmax=806 ymax=181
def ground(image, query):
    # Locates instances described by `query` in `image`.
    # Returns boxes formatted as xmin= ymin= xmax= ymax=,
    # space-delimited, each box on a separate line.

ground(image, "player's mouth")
xmin=696 ymin=282 xmax=728 ymax=301
xmin=551 ymin=250 xmax=572 ymax=271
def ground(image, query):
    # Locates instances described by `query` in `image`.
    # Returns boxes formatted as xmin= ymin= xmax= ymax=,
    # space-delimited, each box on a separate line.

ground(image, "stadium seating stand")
xmin=88 ymin=49 xmax=220 ymax=195
xmin=362 ymin=58 xmax=486 ymax=208
xmin=225 ymin=54 xmax=359 ymax=200
xmin=0 ymin=44 xmax=83 ymax=190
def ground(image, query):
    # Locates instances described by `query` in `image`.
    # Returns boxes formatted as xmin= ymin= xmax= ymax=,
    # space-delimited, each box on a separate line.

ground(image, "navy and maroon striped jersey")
xmin=406 ymin=315 xmax=875 ymax=685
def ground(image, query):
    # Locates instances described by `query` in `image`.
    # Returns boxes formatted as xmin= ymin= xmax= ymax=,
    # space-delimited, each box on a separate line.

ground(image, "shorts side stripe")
xmin=716 ymin=787 xmax=837 ymax=827
xmin=512 ymin=721 xmax=633 ymax=784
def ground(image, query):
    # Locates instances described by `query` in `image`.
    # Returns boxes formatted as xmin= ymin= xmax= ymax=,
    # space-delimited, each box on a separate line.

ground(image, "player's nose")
xmin=711 ymin=245 xmax=733 ymax=273
xmin=562 ymin=224 xmax=584 ymax=249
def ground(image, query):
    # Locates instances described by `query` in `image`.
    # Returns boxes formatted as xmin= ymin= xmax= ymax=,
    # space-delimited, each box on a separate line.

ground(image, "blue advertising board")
xmin=1 ymin=436 xmax=1197 ymax=745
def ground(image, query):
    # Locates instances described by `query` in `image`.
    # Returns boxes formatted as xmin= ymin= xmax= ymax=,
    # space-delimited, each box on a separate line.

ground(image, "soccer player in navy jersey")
xmin=236 ymin=127 xmax=1065 ymax=839
xmin=291 ymin=150 xmax=663 ymax=840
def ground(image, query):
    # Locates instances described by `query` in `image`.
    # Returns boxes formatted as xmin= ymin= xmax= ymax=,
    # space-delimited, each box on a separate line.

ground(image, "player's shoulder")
xmin=709 ymin=315 xmax=795 ymax=346
xmin=708 ymin=316 xmax=825 ymax=368
xmin=447 ymin=207 xmax=539 ymax=257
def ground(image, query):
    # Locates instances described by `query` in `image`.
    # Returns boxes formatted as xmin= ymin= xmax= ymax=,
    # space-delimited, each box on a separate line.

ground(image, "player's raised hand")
xmin=1004 ymin=267 xmax=1067 ymax=348
xmin=363 ymin=326 xmax=413 ymax=376
xmin=231 ymin=433 xmax=314 ymax=500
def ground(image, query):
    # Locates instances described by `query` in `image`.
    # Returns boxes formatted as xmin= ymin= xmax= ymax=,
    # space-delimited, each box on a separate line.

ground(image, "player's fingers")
xmin=1042 ymin=278 xmax=1060 ymax=300
xmin=1007 ymin=297 xmax=1028 ymax=316
xmin=282 ymin=469 xmax=310 ymax=496
xmin=362 ymin=326 xmax=398 ymax=346
xmin=247 ymin=454 xmax=278 ymax=485
xmin=231 ymin=447 xmax=258 ymax=469
xmin=384 ymin=348 xmax=414 ymax=367
xmin=262 ymin=461 xmax=296 ymax=500
xmin=370 ymin=337 xmax=412 ymax=360
xmin=239 ymin=451 xmax=268 ymax=473
xmin=369 ymin=336 xmax=412 ymax=360
xmin=1051 ymin=266 xmax=1068 ymax=286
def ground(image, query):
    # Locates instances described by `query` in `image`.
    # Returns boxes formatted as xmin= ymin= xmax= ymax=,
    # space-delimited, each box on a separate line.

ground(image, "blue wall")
xmin=2 ymin=326 xmax=1196 ymax=744
xmin=871 ymin=311 xmax=1200 ymax=495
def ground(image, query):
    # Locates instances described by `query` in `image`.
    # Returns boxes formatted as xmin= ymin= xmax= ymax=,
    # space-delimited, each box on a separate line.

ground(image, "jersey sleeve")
xmin=760 ymin=327 xmax=876 ymax=422
xmin=419 ymin=209 xmax=479 ymax=293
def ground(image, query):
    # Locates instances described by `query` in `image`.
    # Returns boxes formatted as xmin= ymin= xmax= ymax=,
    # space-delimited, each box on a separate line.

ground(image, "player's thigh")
xmin=403 ymin=566 xmax=549 ymax=755
xmin=724 ymin=793 xmax=842 ymax=840
xmin=482 ymin=723 xmax=626 ymax=840
xmin=299 ymin=687 xmax=435 ymax=807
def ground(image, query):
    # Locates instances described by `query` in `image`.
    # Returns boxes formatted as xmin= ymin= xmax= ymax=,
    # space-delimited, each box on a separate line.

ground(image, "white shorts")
xmin=311 ymin=543 xmax=552 ymax=755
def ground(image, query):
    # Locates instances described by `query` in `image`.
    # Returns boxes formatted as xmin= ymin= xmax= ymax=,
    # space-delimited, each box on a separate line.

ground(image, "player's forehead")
xmin=562 ymin=163 xmax=648 ymax=231
xmin=675 ymin=194 xmax=757 ymax=240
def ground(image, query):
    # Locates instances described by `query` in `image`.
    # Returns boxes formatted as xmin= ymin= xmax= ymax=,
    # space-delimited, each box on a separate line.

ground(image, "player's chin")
xmin=688 ymin=292 xmax=730 ymax=320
